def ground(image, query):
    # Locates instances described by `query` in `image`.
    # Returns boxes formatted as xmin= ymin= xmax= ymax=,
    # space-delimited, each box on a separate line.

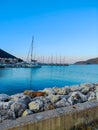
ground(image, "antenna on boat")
xmin=31 ymin=36 xmax=34 ymax=62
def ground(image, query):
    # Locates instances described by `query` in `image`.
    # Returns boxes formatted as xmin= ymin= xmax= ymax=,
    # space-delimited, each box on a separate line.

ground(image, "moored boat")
xmin=20 ymin=36 xmax=41 ymax=68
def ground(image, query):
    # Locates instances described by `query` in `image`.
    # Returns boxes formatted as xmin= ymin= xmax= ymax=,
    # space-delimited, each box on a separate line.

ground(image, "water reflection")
xmin=0 ymin=65 xmax=98 ymax=95
xmin=0 ymin=69 xmax=4 ymax=77
xmin=0 ymin=68 xmax=13 ymax=78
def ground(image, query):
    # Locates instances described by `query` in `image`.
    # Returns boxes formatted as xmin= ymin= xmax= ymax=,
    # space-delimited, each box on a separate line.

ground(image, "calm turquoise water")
xmin=0 ymin=65 xmax=98 ymax=95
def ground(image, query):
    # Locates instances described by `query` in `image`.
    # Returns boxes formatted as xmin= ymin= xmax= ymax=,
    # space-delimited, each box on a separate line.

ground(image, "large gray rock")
xmin=32 ymin=96 xmax=45 ymax=102
xmin=67 ymin=91 xmax=87 ymax=105
xmin=70 ymin=85 xmax=80 ymax=92
xmin=53 ymin=87 xmax=65 ymax=95
xmin=80 ymin=87 xmax=90 ymax=94
xmin=43 ymin=102 xmax=55 ymax=111
xmin=53 ymin=87 xmax=71 ymax=95
xmin=21 ymin=95 xmax=31 ymax=105
xmin=29 ymin=99 xmax=43 ymax=112
xmin=0 ymin=109 xmax=15 ymax=122
xmin=54 ymin=94 xmax=69 ymax=100
xmin=80 ymin=83 xmax=94 ymax=94
xmin=22 ymin=109 xmax=33 ymax=117
xmin=42 ymin=97 xmax=52 ymax=105
xmin=56 ymin=98 xmax=70 ymax=108
xmin=47 ymin=95 xmax=60 ymax=103
xmin=11 ymin=94 xmax=31 ymax=106
xmin=87 ymin=92 xmax=96 ymax=101
xmin=16 ymin=95 xmax=31 ymax=106
xmin=80 ymin=83 xmax=94 ymax=88
xmin=11 ymin=101 xmax=27 ymax=117
xmin=42 ymin=88 xmax=55 ymax=95
xmin=78 ymin=92 xmax=87 ymax=102
xmin=10 ymin=93 xmax=24 ymax=102
xmin=2 ymin=101 xmax=14 ymax=110
xmin=96 ymin=86 xmax=98 ymax=100
xmin=0 ymin=94 xmax=10 ymax=101
xmin=15 ymin=99 xmax=26 ymax=105
xmin=94 ymin=83 xmax=98 ymax=86
xmin=7 ymin=109 xmax=16 ymax=119
xmin=0 ymin=102 xmax=3 ymax=110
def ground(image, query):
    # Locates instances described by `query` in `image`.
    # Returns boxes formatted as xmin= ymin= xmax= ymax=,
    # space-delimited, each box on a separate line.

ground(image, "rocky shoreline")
xmin=0 ymin=83 xmax=98 ymax=123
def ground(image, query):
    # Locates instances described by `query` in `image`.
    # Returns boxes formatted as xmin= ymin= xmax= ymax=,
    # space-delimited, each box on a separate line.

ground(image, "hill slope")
xmin=75 ymin=57 xmax=98 ymax=64
xmin=0 ymin=49 xmax=17 ymax=59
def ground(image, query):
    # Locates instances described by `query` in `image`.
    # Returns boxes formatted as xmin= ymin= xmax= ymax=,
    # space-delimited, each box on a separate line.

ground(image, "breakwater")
xmin=0 ymin=101 xmax=98 ymax=130
xmin=0 ymin=83 xmax=98 ymax=130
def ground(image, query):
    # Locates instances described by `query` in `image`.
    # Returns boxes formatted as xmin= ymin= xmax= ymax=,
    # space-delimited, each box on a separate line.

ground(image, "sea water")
xmin=0 ymin=65 xmax=98 ymax=95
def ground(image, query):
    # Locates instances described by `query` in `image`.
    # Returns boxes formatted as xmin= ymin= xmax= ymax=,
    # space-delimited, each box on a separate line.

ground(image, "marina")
xmin=0 ymin=37 xmax=69 ymax=68
xmin=0 ymin=0 xmax=97 ymax=129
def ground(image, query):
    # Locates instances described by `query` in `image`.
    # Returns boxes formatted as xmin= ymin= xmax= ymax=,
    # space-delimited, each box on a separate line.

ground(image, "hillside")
xmin=0 ymin=49 xmax=17 ymax=58
xmin=75 ymin=57 xmax=98 ymax=64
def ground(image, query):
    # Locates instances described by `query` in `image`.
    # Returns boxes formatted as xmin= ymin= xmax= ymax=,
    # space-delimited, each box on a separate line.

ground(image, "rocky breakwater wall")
xmin=0 ymin=83 xmax=98 ymax=130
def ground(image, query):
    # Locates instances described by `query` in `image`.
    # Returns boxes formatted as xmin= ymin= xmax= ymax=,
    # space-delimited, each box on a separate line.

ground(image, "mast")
xmin=31 ymin=36 xmax=34 ymax=62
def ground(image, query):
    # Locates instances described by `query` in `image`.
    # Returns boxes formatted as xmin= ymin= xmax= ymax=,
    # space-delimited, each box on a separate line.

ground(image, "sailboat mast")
xmin=31 ymin=36 xmax=34 ymax=62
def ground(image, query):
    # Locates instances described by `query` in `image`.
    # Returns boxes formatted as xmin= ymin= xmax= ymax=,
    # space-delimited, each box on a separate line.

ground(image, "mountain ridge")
xmin=75 ymin=57 xmax=98 ymax=64
xmin=0 ymin=49 xmax=17 ymax=59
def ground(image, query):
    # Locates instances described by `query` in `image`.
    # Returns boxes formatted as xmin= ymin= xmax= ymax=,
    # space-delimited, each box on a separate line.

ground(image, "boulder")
xmin=21 ymin=95 xmax=31 ymax=105
xmin=70 ymin=85 xmax=80 ymax=92
xmin=64 ymin=87 xmax=71 ymax=94
xmin=94 ymin=83 xmax=98 ymax=87
xmin=42 ymin=88 xmax=55 ymax=95
xmin=42 ymin=97 xmax=52 ymax=104
xmin=44 ymin=103 xmax=55 ymax=111
xmin=11 ymin=101 xmax=27 ymax=117
xmin=22 ymin=109 xmax=33 ymax=116
xmin=87 ymin=92 xmax=96 ymax=101
xmin=0 ymin=109 xmax=15 ymax=121
xmin=7 ymin=109 xmax=16 ymax=119
xmin=77 ymin=92 xmax=87 ymax=102
xmin=11 ymin=95 xmax=31 ymax=106
xmin=47 ymin=95 xmax=60 ymax=103
xmin=53 ymin=87 xmax=65 ymax=95
xmin=29 ymin=99 xmax=43 ymax=112
xmin=80 ymin=83 xmax=94 ymax=94
xmin=53 ymin=87 xmax=70 ymax=95
xmin=96 ymin=86 xmax=98 ymax=100
xmin=32 ymin=96 xmax=45 ymax=101
xmin=80 ymin=87 xmax=90 ymax=94
xmin=3 ymin=101 xmax=14 ymax=110
xmin=10 ymin=93 xmax=24 ymax=102
xmin=0 ymin=94 xmax=10 ymax=102
xmin=0 ymin=102 xmax=3 ymax=110
xmin=56 ymin=98 xmax=70 ymax=108
xmin=67 ymin=91 xmax=87 ymax=105
xmin=16 ymin=99 xmax=27 ymax=105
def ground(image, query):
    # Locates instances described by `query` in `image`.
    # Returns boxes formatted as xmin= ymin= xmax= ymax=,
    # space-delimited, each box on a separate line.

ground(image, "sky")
xmin=0 ymin=0 xmax=97 ymax=63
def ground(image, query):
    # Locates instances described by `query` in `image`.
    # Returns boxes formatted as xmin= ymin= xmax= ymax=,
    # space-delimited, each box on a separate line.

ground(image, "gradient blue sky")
xmin=0 ymin=0 xmax=97 ymax=63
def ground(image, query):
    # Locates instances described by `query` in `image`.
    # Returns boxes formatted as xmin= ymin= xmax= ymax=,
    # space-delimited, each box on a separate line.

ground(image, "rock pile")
xmin=0 ymin=83 xmax=97 ymax=122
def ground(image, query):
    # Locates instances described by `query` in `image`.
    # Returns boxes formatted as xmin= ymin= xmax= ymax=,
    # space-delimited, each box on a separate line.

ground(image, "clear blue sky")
xmin=0 ymin=0 xmax=97 ymax=63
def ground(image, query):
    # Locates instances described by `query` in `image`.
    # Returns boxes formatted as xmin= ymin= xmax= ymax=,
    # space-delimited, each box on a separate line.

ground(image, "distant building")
xmin=0 ymin=49 xmax=23 ymax=64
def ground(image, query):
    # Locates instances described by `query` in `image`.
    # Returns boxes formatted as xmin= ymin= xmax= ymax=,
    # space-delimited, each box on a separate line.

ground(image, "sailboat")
xmin=20 ymin=36 xmax=41 ymax=68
